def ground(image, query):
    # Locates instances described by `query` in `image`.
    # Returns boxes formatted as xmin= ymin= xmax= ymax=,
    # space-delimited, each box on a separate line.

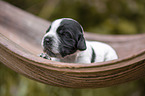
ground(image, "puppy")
xmin=40 ymin=18 xmax=118 ymax=63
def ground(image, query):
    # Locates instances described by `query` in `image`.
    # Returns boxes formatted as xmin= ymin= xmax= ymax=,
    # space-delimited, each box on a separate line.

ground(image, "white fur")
xmin=76 ymin=41 xmax=118 ymax=63
xmin=42 ymin=19 xmax=63 ymax=54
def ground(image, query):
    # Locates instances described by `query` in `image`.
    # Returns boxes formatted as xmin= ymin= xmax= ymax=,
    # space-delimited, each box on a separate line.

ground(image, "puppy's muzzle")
xmin=43 ymin=37 xmax=56 ymax=57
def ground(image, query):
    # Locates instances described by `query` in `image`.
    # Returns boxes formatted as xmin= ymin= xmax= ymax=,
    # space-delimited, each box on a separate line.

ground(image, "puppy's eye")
xmin=59 ymin=30 xmax=64 ymax=35
xmin=58 ymin=30 xmax=70 ymax=37
xmin=46 ymin=25 xmax=51 ymax=33
xmin=58 ymin=30 xmax=65 ymax=35
xmin=64 ymin=32 xmax=71 ymax=38
xmin=63 ymin=32 xmax=72 ymax=38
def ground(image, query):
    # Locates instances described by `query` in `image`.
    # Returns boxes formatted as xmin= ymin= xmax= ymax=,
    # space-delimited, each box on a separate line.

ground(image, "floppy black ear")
xmin=77 ymin=34 xmax=87 ymax=51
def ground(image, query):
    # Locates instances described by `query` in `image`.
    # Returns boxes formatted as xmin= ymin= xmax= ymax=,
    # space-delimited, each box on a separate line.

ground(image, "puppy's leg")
xmin=39 ymin=53 xmax=51 ymax=60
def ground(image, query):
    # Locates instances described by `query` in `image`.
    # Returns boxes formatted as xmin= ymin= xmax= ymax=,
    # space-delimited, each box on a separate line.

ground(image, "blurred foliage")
xmin=3 ymin=0 xmax=145 ymax=34
xmin=1 ymin=0 xmax=145 ymax=96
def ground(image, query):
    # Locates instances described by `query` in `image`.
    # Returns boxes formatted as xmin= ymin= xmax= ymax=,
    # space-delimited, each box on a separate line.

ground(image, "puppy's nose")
xmin=44 ymin=37 xmax=50 ymax=42
xmin=44 ymin=37 xmax=52 ymax=45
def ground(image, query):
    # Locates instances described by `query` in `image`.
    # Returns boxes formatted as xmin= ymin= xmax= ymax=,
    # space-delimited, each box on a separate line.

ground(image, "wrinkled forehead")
xmin=60 ymin=19 xmax=83 ymax=33
xmin=46 ymin=18 xmax=83 ymax=34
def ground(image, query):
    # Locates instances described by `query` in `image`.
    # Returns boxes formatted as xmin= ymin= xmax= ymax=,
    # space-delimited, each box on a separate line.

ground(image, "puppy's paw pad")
xmin=39 ymin=53 xmax=51 ymax=60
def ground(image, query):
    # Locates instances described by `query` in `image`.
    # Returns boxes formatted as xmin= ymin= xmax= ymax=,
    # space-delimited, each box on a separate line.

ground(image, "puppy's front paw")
xmin=39 ymin=53 xmax=51 ymax=60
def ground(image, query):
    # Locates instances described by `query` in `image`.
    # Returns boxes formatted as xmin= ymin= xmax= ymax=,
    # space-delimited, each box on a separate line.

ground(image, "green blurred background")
xmin=0 ymin=0 xmax=145 ymax=96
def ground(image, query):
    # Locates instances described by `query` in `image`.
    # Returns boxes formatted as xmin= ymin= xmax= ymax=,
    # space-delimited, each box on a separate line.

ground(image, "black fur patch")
xmin=57 ymin=19 xmax=86 ymax=57
xmin=91 ymin=47 xmax=96 ymax=63
xmin=46 ymin=25 xmax=51 ymax=33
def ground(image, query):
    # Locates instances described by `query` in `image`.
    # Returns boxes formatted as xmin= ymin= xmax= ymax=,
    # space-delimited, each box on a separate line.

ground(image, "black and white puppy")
xmin=40 ymin=18 xmax=118 ymax=63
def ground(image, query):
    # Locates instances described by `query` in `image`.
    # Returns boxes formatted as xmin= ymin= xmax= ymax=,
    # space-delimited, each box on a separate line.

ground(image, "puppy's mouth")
xmin=43 ymin=48 xmax=56 ymax=57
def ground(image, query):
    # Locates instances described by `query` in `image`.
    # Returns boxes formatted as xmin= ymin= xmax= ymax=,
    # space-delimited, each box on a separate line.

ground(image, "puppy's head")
xmin=42 ymin=18 xmax=86 ymax=58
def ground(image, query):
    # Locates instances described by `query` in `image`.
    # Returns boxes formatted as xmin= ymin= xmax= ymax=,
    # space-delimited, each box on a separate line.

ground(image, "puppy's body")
xmin=41 ymin=18 xmax=118 ymax=63
xmin=51 ymin=41 xmax=118 ymax=63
